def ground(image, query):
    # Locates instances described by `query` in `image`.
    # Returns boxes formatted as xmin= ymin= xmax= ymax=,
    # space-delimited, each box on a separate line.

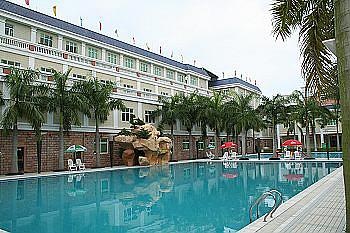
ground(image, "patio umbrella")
xmin=282 ymin=139 xmax=302 ymax=147
xmin=220 ymin=142 xmax=237 ymax=149
xmin=65 ymin=145 xmax=87 ymax=160
xmin=284 ymin=174 xmax=304 ymax=181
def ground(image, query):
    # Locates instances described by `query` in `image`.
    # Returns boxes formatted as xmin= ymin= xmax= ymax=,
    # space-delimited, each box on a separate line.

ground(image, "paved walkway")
xmin=239 ymin=166 xmax=346 ymax=232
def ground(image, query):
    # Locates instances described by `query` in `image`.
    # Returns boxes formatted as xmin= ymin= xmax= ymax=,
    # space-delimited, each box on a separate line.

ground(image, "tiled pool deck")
xmin=239 ymin=165 xmax=345 ymax=233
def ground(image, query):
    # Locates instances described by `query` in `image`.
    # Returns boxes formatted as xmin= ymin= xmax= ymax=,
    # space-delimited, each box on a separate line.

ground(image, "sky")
xmin=9 ymin=0 xmax=305 ymax=96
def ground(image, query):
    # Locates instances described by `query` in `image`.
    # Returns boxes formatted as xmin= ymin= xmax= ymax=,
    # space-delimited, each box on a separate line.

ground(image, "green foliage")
xmin=117 ymin=128 xmax=133 ymax=136
xmin=134 ymin=128 xmax=151 ymax=139
xmin=130 ymin=117 xmax=145 ymax=128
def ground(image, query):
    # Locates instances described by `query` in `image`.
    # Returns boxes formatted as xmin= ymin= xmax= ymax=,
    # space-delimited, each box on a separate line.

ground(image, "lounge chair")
xmin=76 ymin=159 xmax=86 ymax=170
xmin=284 ymin=151 xmax=291 ymax=159
xmin=223 ymin=151 xmax=231 ymax=161
xmin=294 ymin=151 xmax=301 ymax=160
xmin=68 ymin=159 xmax=77 ymax=171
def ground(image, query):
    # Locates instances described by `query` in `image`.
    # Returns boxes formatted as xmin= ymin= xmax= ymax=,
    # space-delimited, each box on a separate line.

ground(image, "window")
xmin=100 ymin=138 xmax=108 ymax=153
xmin=5 ymin=23 xmax=13 ymax=37
xmin=88 ymin=47 xmax=98 ymax=59
xmin=123 ymin=84 xmax=134 ymax=93
xmin=140 ymin=62 xmax=150 ymax=73
xmin=143 ymin=88 xmax=152 ymax=93
xmin=124 ymin=57 xmax=135 ymax=69
xmin=72 ymin=73 xmax=86 ymax=79
xmin=39 ymin=33 xmax=53 ymax=47
xmin=144 ymin=110 xmax=155 ymax=123
xmin=327 ymin=119 xmax=337 ymax=126
xmin=183 ymin=139 xmax=190 ymax=150
xmin=153 ymin=65 xmax=163 ymax=76
xmin=121 ymin=108 xmax=134 ymax=122
xmin=40 ymin=67 xmax=53 ymax=74
xmin=166 ymin=69 xmax=175 ymax=79
xmin=1 ymin=59 xmax=20 ymax=67
xmin=107 ymin=52 xmax=117 ymax=64
xmin=65 ymin=41 xmax=78 ymax=53
xmin=177 ymin=73 xmax=186 ymax=83
xmin=190 ymin=76 xmax=198 ymax=86
xmin=160 ymin=91 xmax=169 ymax=96
xmin=197 ymin=141 xmax=204 ymax=150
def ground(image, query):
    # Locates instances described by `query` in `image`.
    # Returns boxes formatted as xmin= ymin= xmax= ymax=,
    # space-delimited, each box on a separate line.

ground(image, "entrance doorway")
xmin=17 ymin=147 xmax=24 ymax=173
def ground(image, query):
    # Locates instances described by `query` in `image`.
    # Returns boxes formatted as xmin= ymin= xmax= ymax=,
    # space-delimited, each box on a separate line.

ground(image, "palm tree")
xmin=1 ymin=68 xmax=44 ymax=174
xmin=258 ymin=94 xmax=288 ymax=156
xmin=248 ymin=109 xmax=266 ymax=152
xmin=177 ymin=93 xmax=199 ymax=159
xmin=234 ymin=93 xmax=255 ymax=155
xmin=196 ymin=94 xmax=211 ymax=157
xmin=73 ymin=78 xmax=125 ymax=167
xmin=207 ymin=91 xmax=225 ymax=156
xmin=46 ymin=69 xmax=85 ymax=170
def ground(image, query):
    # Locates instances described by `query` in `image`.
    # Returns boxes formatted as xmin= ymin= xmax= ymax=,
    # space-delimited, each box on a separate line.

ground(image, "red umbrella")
xmin=282 ymin=139 xmax=302 ymax=147
xmin=284 ymin=174 xmax=304 ymax=181
xmin=220 ymin=142 xmax=237 ymax=149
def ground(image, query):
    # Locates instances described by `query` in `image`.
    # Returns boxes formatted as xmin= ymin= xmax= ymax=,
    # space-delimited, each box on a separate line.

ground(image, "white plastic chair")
xmin=76 ymin=159 xmax=86 ymax=170
xmin=284 ymin=151 xmax=291 ymax=159
xmin=230 ymin=151 xmax=237 ymax=160
xmin=294 ymin=151 xmax=301 ymax=160
xmin=206 ymin=151 xmax=215 ymax=160
xmin=68 ymin=159 xmax=77 ymax=171
xmin=223 ymin=151 xmax=230 ymax=161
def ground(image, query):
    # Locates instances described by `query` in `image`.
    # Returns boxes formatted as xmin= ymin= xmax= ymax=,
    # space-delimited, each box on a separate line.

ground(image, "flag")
xmin=80 ymin=17 xmax=83 ymax=27
xmin=171 ymin=51 xmax=173 ymax=58
xmin=53 ymin=6 xmax=57 ymax=16
xmin=146 ymin=43 xmax=150 ymax=51
xmin=25 ymin=0 xmax=29 ymax=6
xmin=99 ymin=21 xmax=102 ymax=31
xmin=159 ymin=46 xmax=162 ymax=54
xmin=115 ymin=29 xmax=119 ymax=37
xmin=132 ymin=37 xmax=135 ymax=44
xmin=181 ymin=54 xmax=183 ymax=63
xmin=194 ymin=60 xmax=196 ymax=66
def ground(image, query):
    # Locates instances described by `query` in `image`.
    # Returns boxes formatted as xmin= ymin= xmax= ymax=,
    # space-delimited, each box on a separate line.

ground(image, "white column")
xmin=150 ymin=64 xmax=154 ymax=74
xmin=276 ymin=124 xmax=281 ymax=148
xmin=119 ymin=54 xmax=123 ymax=66
xmin=30 ymin=27 xmax=37 ymax=43
xmin=81 ymin=42 xmax=86 ymax=56
xmin=113 ymin=109 xmax=119 ymax=129
xmin=136 ymin=59 xmax=140 ymax=71
xmin=0 ymin=17 xmax=5 ymax=36
xmin=155 ymin=85 xmax=159 ymax=94
xmin=137 ymin=81 xmax=141 ymax=91
xmin=63 ymin=64 xmax=68 ymax=73
xmin=137 ymin=102 xmax=143 ymax=119
xmin=320 ymin=128 xmax=324 ymax=144
xmin=29 ymin=57 xmax=35 ymax=69
xmin=297 ymin=123 xmax=302 ymax=141
xmin=171 ymin=88 xmax=175 ymax=96
xmin=58 ymin=35 xmax=63 ymax=50
xmin=102 ymin=48 xmax=106 ymax=62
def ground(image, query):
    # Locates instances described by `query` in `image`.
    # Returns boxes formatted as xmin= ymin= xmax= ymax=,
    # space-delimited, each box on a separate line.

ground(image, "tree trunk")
xmin=95 ymin=113 xmax=100 ymax=167
xmin=335 ymin=0 xmax=350 ymax=230
xmin=272 ymin=118 xmax=276 ymax=156
xmin=58 ymin=110 xmax=64 ymax=170
xmin=188 ymin=130 xmax=192 ymax=159
xmin=241 ymin=127 xmax=246 ymax=155
xmin=252 ymin=128 xmax=255 ymax=153
xmin=170 ymin=124 xmax=174 ymax=160
xmin=11 ymin=123 xmax=18 ymax=173
xmin=312 ymin=119 xmax=317 ymax=152
xmin=305 ymin=122 xmax=311 ymax=157
xmin=336 ymin=110 xmax=341 ymax=151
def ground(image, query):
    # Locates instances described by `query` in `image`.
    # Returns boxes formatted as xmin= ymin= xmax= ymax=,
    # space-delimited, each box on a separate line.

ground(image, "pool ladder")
xmin=249 ymin=189 xmax=282 ymax=223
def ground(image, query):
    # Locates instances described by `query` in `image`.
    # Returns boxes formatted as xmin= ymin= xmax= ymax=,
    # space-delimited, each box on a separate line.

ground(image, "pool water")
xmin=247 ymin=152 xmax=342 ymax=159
xmin=0 ymin=162 xmax=342 ymax=233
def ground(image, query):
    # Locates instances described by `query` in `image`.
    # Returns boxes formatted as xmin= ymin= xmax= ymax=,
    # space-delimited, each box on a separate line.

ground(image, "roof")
xmin=209 ymin=77 xmax=261 ymax=93
xmin=0 ymin=0 xmax=208 ymax=77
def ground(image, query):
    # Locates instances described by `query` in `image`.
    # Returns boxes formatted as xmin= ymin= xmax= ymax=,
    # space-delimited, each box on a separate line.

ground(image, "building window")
xmin=1 ymin=59 xmax=20 ymax=67
xmin=144 ymin=110 xmax=155 ymax=123
xmin=40 ymin=67 xmax=53 ymax=74
xmin=190 ymin=76 xmax=198 ymax=86
xmin=123 ymin=84 xmax=134 ymax=93
xmin=197 ymin=141 xmax=204 ymax=150
xmin=100 ymin=138 xmax=108 ymax=153
xmin=39 ymin=33 xmax=53 ymax=47
xmin=72 ymin=73 xmax=86 ymax=79
xmin=153 ymin=65 xmax=163 ymax=76
xmin=140 ymin=62 xmax=150 ymax=73
xmin=183 ymin=139 xmax=190 ymax=150
xmin=5 ymin=23 xmax=14 ymax=37
xmin=124 ymin=57 xmax=135 ymax=69
xmin=107 ymin=52 xmax=117 ymax=64
xmin=160 ymin=91 xmax=169 ymax=96
xmin=88 ymin=47 xmax=98 ymax=59
xmin=121 ymin=108 xmax=134 ymax=122
xmin=177 ymin=73 xmax=186 ymax=83
xmin=327 ymin=119 xmax=337 ymax=126
xmin=66 ymin=41 xmax=78 ymax=53
xmin=166 ymin=69 xmax=175 ymax=79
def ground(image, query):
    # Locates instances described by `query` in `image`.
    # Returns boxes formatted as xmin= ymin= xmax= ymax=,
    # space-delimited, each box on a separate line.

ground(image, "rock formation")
xmin=114 ymin=123 xmax=172 ymax=166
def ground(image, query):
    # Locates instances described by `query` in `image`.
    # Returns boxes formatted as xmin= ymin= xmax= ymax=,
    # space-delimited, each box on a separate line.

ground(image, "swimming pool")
xmin=247 ymin=151 xmax=342 ymax=159
xmin=0 ymin=161 xmax=342 ymax=233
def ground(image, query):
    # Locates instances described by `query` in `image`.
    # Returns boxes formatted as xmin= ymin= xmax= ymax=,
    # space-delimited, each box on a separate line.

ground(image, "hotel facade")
xmin=0 ymin=0 xmax=264 ymax=174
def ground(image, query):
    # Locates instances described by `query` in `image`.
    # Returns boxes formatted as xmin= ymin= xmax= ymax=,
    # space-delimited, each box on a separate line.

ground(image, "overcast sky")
xmin=9 ymin=0 xmax=305 ymax=96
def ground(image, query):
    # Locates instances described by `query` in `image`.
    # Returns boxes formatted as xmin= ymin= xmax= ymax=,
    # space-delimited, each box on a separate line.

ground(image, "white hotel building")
xmin=0 ymin=0 xmax=262 ymax=173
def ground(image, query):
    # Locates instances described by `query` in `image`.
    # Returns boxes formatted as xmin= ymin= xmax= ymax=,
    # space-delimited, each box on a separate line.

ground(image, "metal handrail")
xmin=249 ymin=189 xmax=282 ymax=223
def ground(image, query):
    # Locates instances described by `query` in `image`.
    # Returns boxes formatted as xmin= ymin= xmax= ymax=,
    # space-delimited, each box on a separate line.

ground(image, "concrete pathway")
xmin=239 ymin=166 xmax=346 ymax=233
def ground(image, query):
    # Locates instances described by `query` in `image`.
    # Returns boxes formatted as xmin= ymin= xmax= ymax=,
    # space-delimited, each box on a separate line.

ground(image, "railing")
xmin=249 ymin=189 xmax=282 ymax=223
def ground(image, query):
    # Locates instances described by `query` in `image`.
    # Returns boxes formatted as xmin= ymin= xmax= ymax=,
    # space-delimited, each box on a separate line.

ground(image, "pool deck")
xmin=238 ymin=166 xmax=345 ymax=233
xmin=0 ymin=158 xmax=342 ymax=181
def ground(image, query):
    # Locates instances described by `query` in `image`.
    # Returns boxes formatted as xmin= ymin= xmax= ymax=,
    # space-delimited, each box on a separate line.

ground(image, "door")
xmin=17 ymin=147 xmax=24 ymax=173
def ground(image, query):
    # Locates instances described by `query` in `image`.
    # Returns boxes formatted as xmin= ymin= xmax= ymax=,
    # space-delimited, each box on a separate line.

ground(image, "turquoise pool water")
xmin=247 ymin=152 xmax=342 ymax=159
xmin=0 ymin=162 xmax=342 ymax=233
